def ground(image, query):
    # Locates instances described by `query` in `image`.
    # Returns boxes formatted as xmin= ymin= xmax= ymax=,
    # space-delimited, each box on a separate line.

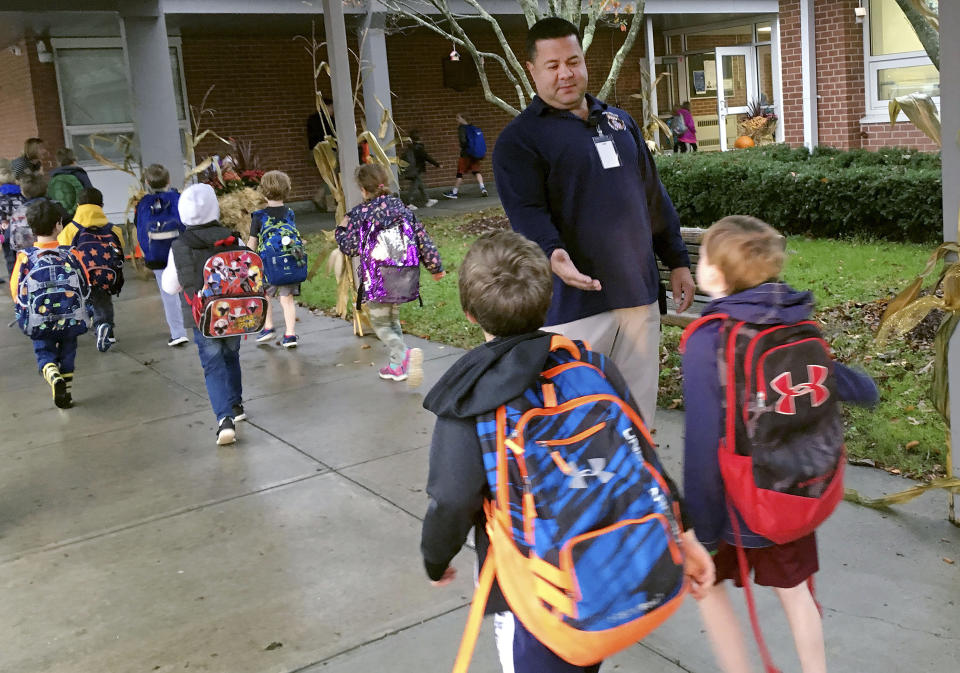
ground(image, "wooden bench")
xmin=658 ymin=226 xmax=709 ymax=327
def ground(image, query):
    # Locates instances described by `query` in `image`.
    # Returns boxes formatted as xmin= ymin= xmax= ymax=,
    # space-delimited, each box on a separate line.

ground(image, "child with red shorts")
xmin=443 ymin=113 xmax=487 ymax=199
xmin=681 ymin=216 xmax=877 ymax=673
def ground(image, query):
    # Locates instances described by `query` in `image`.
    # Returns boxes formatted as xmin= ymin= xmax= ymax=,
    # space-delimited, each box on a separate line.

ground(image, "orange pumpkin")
xmin=734 ymin=135 xmax=755 ymax=149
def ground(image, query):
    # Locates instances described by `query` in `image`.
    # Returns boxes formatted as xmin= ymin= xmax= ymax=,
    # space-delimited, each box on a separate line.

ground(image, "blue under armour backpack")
xmin=454 ymin=336 xmax=687 ymax=671
xmin=253 ymin=207 xmax=308 ymax=286
xmin=135 ymin=191 xmax=183 ymax=270
xmin=15 ymin=247 xmax=90 ymax=339
xmin=463 ymin=124 xmax=486 ymax=159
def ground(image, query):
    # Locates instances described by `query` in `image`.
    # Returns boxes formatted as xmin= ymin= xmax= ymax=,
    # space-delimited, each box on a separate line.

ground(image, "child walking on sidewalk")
xmin=134 ymin=164 xmax=189 ymax=347
xmin=11 ymin=199 xmax=89 ymax=408
xmin=248 ymin=170 xmax=308 ymax=348
xmin=335 ymin=163 xmax=444 ymax=387
xmin=681 ymin=216 xmax=878 ymax=673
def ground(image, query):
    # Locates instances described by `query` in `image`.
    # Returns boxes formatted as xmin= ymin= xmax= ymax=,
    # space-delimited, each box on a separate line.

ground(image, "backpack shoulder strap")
xmin=549 ymin=334 xmax=582 ymax=360
xmin=451 ymin=553 xmax=496 ymax=673
xmin=680 ymin=313 xmax=728 ymax=353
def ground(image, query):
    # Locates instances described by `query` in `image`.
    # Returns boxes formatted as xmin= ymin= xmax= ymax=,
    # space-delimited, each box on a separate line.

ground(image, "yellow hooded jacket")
xmin=58 ymin=204 xmax=125 ymax=249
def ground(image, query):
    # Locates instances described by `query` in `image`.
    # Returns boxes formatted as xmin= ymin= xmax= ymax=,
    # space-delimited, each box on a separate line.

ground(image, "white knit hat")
xmin=178 ymin=183 xmax=220 ymax=226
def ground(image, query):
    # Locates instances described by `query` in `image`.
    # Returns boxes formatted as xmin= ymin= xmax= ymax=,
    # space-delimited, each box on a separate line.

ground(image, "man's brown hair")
xmin=701 ymin=215 xmax=786 ymax=293
xmin=55 ymin=147 xmax=77 ymax=166
xmin=145 ymin=164 xmax=171 ymax=190
xmin=260 ymin=170 xmax=292 ymax=201
xmin=19 ymin=172 xmax=47 ymax=199
xmin=459 ymin=231 xmax=553 ymax=337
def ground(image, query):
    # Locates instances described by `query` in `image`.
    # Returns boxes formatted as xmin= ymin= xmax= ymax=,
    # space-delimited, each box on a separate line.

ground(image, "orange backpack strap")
xmin=549 ymin=334 xmax=581 ymax=360
xmin=451 ymin=554 xmax=497 ymax=673
xmin=679 ymin=313 xmax=728 ymax=354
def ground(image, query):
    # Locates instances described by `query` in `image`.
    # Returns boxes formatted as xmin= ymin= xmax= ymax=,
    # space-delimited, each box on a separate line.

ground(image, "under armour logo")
xmin=770 ymin=366 xmax=830 ymax=415
xmin=567 ymin=459 xmax=614 ymax=489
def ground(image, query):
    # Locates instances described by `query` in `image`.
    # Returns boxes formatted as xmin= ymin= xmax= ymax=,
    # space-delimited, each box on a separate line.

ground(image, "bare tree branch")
xmin=894 ymin=0 xmax=939 ymax=69
xmin=516 ymin=0 xmax=543 ymax=28
xmin=598 ymin=3 xmax=645 ymax=102
xmin=462 ymin=0 xmax=535 ymax=100
xmin=581 ymin=0 xmax=610 ymax=54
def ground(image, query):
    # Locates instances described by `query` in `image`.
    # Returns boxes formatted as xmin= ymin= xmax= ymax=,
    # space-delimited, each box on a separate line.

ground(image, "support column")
xmin=773 ymin=16 xmax=785 ymax=143
xmin=119 ymin=4 xmax=184 ymax=187
xmin=322 ymin=0 xmax=362 ymax=210
xmin=799 ymin=0 xmax=818 ymax=150
xmin=359 ymin=12 xmax=396 ymax=179
xmin=645 ymin=15 xmax=659 ymax=149
xmin=942 ymin=0 xmax=960 ymax=525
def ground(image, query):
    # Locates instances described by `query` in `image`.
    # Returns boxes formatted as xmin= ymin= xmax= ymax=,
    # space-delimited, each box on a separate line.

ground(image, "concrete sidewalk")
xmin=1 ymin=274 xmax=957 ymax=673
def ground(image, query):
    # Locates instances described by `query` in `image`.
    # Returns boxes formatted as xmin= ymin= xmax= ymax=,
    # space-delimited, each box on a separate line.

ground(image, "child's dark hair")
xmin=26 ymin=198 xmax=63 ymax=237
xmin=459 ymin=231 xmax=552 ymax=337
xmin=409 ymin=129 xmax=421 ymax=142
xmin=526 ymin=17 xmax=581 ymax=62
xmin=702 ymin=215 xmax=786 ymax=293
xmin=145 ymin=164 xmax=171 ymax=190
xmin=55 ymin=147 xmax=77 ymax=167
xmin=19 ymin=172 xmax=47 ymax=199
xmin=77 ymin=187 xmax=104 ymax=207
xmin=355 ymin=163 xmax=392 ymax=199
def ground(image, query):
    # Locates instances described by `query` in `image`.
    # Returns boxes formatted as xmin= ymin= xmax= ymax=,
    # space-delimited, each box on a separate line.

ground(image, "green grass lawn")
xmin=300 ymin=211 xmax=947 ymax=479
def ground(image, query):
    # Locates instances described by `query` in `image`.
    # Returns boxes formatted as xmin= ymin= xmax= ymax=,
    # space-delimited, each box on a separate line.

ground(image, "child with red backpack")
xmin=161 ymin=183 xmax=266 ymax=446
xmin=134 ymin=164 xmax=188 ymax=347
xmin=680 ymin=216 xmax=878 ymax=673
xmin=421 ymin=231 xmax=714 ymax=673
xmin=335 ymin=163 xmax=445 ymax=387
xmin=11 ymin=199 xmax=90 ymax=408
xmin=247 ymin=170 xmax=307 ymax=349
xmin=59 ymin=188 xmax=124 ymax=353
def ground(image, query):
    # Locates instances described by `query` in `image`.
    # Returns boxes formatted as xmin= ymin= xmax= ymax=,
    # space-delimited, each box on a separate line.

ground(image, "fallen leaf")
xmin=889 ymin=468 xmax=902 ymax=475
xmin=905 ymin=440 xmax=920 ymax=451
xmin=943 ymin=557 xmax=955 ymax=565
xmin=264 ymin=642 xmax=283 ymax=651
xmin=361 ymin=344 xmax=371 ymax=349
xmin=850 ymin=458 xmax=876 ymax=467
xmin=906 ymin=416 xmax=922 ymax=425
xmin=904 ymin=405 xmax=916 ymax=412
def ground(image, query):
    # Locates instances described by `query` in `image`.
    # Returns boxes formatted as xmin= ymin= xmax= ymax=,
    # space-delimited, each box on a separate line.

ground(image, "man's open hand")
xmin=670 ymin=267 xmax=695 ymax=314
xmin=551 ymin=249 xmax=601 ymax=292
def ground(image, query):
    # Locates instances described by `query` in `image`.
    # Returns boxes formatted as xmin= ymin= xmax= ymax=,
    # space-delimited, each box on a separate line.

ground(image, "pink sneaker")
xmin=403 ymin=348 xmax=424 ymax=388
xmin=378 ymin=361 xmax=408 ymax=382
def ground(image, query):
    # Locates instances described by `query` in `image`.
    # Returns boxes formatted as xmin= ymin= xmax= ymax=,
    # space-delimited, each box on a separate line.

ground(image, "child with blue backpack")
xmin=134 ymin=164 xmax=189 ymax=347
xmin=335 ymin=163 xmax=445 ymax=387
xmin=681 ymin=216 xmax=877 ymax=673
xmin=11 ymin=199 xmax=90 ymax=409
xmin=247 ymin=170 xmax=307 ymax=349
xmin=59 ymin=188 xmax=125 ymax=353
xmin=443 ymin=113 xmax=488 ymax=200
xmin=421 ymin=231 xmax=713 ymax=673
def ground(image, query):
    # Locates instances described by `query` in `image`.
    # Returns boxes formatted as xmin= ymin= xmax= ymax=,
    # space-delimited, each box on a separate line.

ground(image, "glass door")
xmin=715 ymin=46 xmax=758 ymax=151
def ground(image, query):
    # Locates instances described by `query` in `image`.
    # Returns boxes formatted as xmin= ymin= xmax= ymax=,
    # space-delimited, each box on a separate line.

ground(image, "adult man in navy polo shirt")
xmin=493 ymin=17 xmax=693 ymax=425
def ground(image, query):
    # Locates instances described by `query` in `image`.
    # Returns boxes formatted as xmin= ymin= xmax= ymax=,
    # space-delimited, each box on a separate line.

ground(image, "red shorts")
xmin=714 ymin=533 xmax=819 ymax=588
xmin=457 ymin=156 xmax=482 ymax=176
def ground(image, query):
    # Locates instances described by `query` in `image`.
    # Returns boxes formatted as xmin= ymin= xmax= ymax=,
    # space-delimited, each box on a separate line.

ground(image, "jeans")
xmin=88 ymin=288 xmax=115 ymax=330
xmin=193 ymin=328 xmax=242 ymax=421
xmin=33 ymin=336 xmax=79 ymax=374
xmin=153 ymin=270 xmax=186 ymax=339
xmin=366 ymin=301 xmax=407 ymax=364
xmin=2 ymin=239 xmax=15 ymax=276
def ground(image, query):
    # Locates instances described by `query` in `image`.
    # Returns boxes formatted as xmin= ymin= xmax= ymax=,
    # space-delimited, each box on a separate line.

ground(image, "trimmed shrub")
xmin=656 ymin=145 xmax=942 ymax=242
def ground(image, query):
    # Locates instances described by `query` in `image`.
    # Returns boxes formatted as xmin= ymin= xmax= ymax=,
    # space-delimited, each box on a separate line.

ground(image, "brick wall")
xmin=779 ymin=0 xmax=805 ymax=145
xmin=181 ymin=19 xmax=650 ymax=199
xmin=26 ymin=38 xmax=66 ymax=167
xmin=0 ymin=40 xmax=39 ymax=160
xmin=860 ymin=122 xmax=939 ymax=151
xmin=813 ymin=0 xmax=864 ymax=149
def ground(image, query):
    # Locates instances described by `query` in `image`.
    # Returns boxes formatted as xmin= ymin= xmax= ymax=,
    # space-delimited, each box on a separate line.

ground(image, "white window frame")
xmin=51 ymin=37 xmax=191 ymax=167
xmin=861 ymin=5 xmax=940 ymax=123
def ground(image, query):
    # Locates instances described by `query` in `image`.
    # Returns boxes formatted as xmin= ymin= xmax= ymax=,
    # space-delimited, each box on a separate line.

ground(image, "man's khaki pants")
xmin=545 ymin=302 xmax=660 ymax=426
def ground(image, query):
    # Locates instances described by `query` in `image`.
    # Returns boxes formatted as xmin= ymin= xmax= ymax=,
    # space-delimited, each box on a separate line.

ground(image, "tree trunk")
xmin=894 ymin=0 xmax=940 ymax=70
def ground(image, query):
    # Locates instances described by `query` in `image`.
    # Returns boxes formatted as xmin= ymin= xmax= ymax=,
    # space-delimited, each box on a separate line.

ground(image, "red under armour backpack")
xmin=681 ymin=314 xmax=846 ymax=545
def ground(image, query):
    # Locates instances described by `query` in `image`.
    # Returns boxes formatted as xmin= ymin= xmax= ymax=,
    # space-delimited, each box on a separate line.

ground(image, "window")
xmin=864 ymin=0 xmax=939 ymax=113
xmin=53 ymin=39 xmax=189 ymax=164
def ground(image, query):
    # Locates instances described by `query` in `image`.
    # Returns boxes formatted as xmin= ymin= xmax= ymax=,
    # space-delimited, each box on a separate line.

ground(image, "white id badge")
xmin=593 ymin=135 xmax=621 ymax=169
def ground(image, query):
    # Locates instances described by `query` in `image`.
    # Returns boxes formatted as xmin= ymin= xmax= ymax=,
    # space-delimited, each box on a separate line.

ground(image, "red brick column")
xmin=0 ymin=40 xmax=39 ymax=159
xmin=813 ymin=0 xmax=865 ymax=149
xmin=778 ymin=0 xmax=805 ymax=146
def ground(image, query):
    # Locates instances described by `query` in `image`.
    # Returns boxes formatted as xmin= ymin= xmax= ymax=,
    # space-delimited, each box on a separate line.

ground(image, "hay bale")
xmin=218 ymin=187 xmax=265 ymax=238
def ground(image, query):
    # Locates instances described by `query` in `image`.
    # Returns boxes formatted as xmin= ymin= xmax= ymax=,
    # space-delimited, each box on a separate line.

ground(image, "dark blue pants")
xmin=193 ymin=328 xmax=242 ymax=422
xmin=3 ymin=240 xmax=15 ymax=276
xmin=495 ymin=612 xmax=602 ymax=673
xmin=33 ymin=336 xmax=78 ymax=374
xmin=88 ymin=288 xmax=115 ymax=330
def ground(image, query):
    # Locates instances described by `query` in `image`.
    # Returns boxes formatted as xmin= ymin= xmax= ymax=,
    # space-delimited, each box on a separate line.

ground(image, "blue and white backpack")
xmin=453 ymin=337 xmax=687 ymax=672
xmin=15 ymin=247 xmax=90 ymax=339
xmin=253 ymin=207 xmax=308 ymax=286
xmin=135 ymin=191 xmax=183 ymax=270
